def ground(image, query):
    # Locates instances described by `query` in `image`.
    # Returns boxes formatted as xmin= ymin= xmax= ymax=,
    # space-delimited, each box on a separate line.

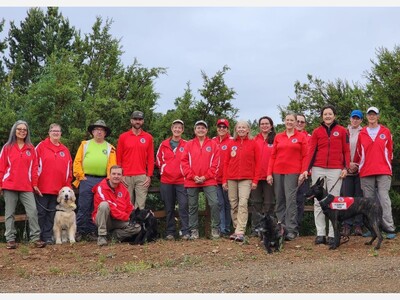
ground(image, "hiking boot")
xmin=86 ymin=232 xmax=98 ymax=242
xmin=211 ymin=228 xmax=220 ymax=239
xmin=97 ymin=236 xmax=108 ymax=246
xmin=165 ymin=234 xmax=175 ymax=241
xmin=354 ymin=225 xmax=363 ymax=236
xmin=315 ymin=236 xmax=326 ymax=245
xmin=190 ymin=229 xmax=199 ymax=240
xmin=6 ymin=241 xmax=16 ymax=249
xmin=340 ymin=224 xmax=351 ymax=237
xmin=327 ymin=237 xmax=335 ymax=246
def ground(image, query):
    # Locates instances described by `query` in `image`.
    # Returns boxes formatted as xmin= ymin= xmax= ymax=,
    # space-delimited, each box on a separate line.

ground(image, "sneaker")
xmin=97 ymin=236 xmax=108 ymax=246
xmin=362 ymin=231 xmax=372 ymax=237
xmin=6 ymin=241 xmax=16 ymax=249
xmin=45 ymin=239 xmax=55 ymax=245
xmin=234 ymin=234 xmax=244 ymax=242
xmin=386 ymin=233 xmax=396 ymax=239
xmin=340 ymin=224 xmax=351 ymax=237
xmin=190 ymin=229 xmax=199 ymax=240
xmin=354 ymin=225 xmax=363 ymax=236
xmin=285 ymin=232 xmax=298 ymax=241
xmin=165 ymin=234 xmax=175 ymax=241
xmin=211 ymin=228 xmax=220 ymax=239
xmin=181 ymin=234 xmax=191 ymax=241
xmin=34 ymin=240 xmax=46 ymax=248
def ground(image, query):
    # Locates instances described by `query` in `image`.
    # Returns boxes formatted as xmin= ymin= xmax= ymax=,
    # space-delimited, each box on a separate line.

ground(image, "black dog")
xmin=254 ymin=213 xmax=285 ymax=254
xmin=305 ymin=177 xmax=390 ymax=250
xmin=128 ymin=208 xmax=158 ymax=245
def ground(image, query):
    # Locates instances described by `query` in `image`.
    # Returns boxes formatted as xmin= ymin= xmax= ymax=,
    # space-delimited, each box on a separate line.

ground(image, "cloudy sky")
xmin=1 ymin=3 xmax=400 ymax=125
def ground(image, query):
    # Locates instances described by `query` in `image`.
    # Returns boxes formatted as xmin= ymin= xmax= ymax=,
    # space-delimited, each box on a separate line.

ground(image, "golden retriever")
xmin=53 ymin=186 xmax=77 ymax=244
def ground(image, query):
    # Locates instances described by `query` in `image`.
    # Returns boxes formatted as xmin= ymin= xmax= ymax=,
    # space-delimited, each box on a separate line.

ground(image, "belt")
xmin=85 ymin=174 xmax=106 ymax=178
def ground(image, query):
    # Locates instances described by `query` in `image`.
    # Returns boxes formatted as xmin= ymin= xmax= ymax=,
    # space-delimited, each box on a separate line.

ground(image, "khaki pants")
xmin=125 ymin=175 xmax=148 ymax=209
xmin=227 ymin=179 xmax=252 ymax=234
xmin=95 ymin=202 xmax=141 ymax=241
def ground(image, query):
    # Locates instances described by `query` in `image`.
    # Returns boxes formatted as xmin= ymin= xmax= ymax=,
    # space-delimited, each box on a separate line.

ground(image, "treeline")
xmin=1 ymin=7 xmax=400 ymax=202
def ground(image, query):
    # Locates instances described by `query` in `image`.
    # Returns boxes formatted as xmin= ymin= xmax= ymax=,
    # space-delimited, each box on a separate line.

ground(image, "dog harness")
xmin=329 ymin=197 xmax=355 ymax=210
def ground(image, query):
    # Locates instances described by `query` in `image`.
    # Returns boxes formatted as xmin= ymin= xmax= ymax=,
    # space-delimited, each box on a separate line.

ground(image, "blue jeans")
xmin=217 ymin=184 xmax=231 ymax=234
xmin=36 ymin=194 xmax=58 ymax=241
xmin=76 ymin=176 xmax=103 ymax=234
xmin=160 ymin=183 xmax=189 ymax=236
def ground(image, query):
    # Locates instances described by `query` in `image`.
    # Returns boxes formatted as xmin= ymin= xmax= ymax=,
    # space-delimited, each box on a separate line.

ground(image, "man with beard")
xmin=116 ymin=111 xmax=154 ymax=209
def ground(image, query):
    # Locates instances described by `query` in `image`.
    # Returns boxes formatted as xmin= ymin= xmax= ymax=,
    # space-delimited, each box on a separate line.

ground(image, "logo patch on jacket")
xmin=206 ymin=146 xmax=212 ymax=152
xmin=118 ymin=192 xmax=123 ymax=198
xmin=333 ymin=131 xmax=339 ymax=137
xmin=102 ymin=149 xmax=108 ymax=155
xmin=59 ymin=151 xmax=65 ymax=157
xmin=379 ymin=133 xmax=386 ymax=139
xmin=25 ymin=150 xmax=31 ymax=156
xmin=140 ymin=138 xmax=146 ymax=144
xmin=291 ymin=138 xmax=298 ymax=143
xmin=329 ymin=197 xmax=354 ymax=210
xmin=179 ymin=147 xmax=184 ymax=152
xmin=221 ymin=145 xmax=227 ymax=150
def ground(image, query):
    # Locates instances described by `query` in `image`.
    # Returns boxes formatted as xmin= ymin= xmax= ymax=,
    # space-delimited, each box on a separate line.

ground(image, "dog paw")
xmin=70 ymin=239 xmax=76 ymax=244
xmin=55 ymin=240 xmax=62 ymax=245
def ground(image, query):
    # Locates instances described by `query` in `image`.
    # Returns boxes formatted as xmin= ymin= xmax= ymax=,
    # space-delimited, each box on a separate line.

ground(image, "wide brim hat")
xmin=88 ymin=120 xmax=111 ymax=137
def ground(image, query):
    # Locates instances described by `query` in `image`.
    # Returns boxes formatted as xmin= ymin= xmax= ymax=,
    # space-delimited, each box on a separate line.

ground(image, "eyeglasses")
xmin=16 ymin=128 xmax=27 ymax=132
xmin=217 ymin=125 xmax=227 ymax=129
xmin=297 ymin=120 xmax=306 ymax=124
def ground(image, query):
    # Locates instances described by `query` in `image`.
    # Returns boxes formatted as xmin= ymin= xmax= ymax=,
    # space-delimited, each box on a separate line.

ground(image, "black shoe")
xmin=315 ymin=236 xmax=326 ymax=245
xmin=327 ymin=237 xmax=335 ymax=246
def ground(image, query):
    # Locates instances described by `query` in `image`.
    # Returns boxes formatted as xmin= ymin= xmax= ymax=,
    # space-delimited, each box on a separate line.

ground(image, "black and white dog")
xmin=128 ymin=208 xmax=158 ymax=245
xmin=254 ymin=213 xmax=285 ymax=254
xmin=305 ymin=177 xmax=391 ymax=250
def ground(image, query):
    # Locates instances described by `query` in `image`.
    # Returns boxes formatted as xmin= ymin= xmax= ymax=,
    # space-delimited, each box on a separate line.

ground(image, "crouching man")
xmin=92 ymin=165 xmax=141 ymax=246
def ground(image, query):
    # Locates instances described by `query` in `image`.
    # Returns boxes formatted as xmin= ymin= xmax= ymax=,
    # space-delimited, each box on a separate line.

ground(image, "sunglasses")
xmin=217 ymin=125 xmax=227 ymax=129
xmin=297 ymin=120 xmax=306 ymax=124
xmin=16 ymin=128 xmax=28 ymax=132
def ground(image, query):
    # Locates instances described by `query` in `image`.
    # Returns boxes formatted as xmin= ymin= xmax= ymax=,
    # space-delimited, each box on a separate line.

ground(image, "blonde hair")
xmin=233 ymin=120 xmax=253 ymax=139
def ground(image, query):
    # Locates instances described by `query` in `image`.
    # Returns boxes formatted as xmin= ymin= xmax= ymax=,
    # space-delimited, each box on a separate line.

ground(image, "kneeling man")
xmin=92 ymin=165 xmax=141 ymax=246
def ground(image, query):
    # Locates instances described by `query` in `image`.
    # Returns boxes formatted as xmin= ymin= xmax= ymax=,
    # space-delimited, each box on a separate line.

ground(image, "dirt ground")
xmin=1 ymin=234 xmax=400 ymax=294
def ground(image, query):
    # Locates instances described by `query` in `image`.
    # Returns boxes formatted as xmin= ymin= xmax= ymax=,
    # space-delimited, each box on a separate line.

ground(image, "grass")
xmin=114 ymin=260 xmax=153 ymax=273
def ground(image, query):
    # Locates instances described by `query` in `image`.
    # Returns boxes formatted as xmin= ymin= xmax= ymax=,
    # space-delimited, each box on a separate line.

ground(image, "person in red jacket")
xmin=0 ymin=120 xmax=45 ymax=249
xmin=267 ymin=113 xmax=308 ymax=241
xmin=223 ymin=120 xmax=260 ymax=242
xmin=212 ymin=118 xmax=233 ymax=237
xmin=295 ymin=114 xmax=312 ymax=230
xmin=181 ymin=120 xmax=221 ymax=240
xmin=35 ymin=123 xmax=73 ymax=245
xmin=354 ymin=106 xmax=396 ymax=239
xmin=117 ymin=110 xmax=154 ymax=209
xmin=249 ymin=116 xmax=276 ymax=236
xmin=156 ymin=119 xmax=189 ymax=241
xmin=92 ymin=165 xmax=141 ymax=246
xmin=303 ymin=105 xmax=350 ymax=245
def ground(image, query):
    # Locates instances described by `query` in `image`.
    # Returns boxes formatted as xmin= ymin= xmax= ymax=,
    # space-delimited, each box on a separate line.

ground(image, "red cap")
xmin=217 ymin=119 xmax=229 ymax=127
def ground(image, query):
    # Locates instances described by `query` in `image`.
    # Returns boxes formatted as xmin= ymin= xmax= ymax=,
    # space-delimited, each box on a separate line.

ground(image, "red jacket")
xmin=267 ymin=130 xmax=308 ymax=175
xmin=92 ymin=178 xmax=133 ymax=222
xmin=36 ymin=138 xmax=73 ymax=195
xmin=181 ymin=137 xmax=220 ymax=188
xmin=0 ymin=143 xmax=38 ymax=191
xmin=222 ymin=136 xmax=260 ymax=184
xmin=156 ymin=138 xmax=187 ymax=184
xmin=254 ymin=133 xmax=274 ymax=179
xmin=116 ymin=129 xmax=155 ymax=177
xmin=212 ymin=134 xmax=233 ymax=184
xmin=306 ymin=122 xmax=350 ymax=170
xmin=354 ymin=125 xmax=393 ymax=177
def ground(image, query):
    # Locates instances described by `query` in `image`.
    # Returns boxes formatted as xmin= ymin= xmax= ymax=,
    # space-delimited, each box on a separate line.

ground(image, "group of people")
xmin=0 ymin=105 xmax=397 ymax=250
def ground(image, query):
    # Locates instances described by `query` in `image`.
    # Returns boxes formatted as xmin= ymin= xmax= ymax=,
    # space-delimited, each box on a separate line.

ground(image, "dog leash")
xmin=327 ymin=176 xmax=342 ymax=194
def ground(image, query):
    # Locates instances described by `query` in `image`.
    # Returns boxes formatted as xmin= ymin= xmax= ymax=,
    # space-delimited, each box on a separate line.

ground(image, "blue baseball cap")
xmin=350 ymin=110 xmax=363 ymax=119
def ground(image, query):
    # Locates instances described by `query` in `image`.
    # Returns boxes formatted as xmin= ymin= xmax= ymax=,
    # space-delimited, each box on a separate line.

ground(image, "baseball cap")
xmin=350 ymin=110 xmax=363 ymax=119
xmin=131 ymin=111 xmax=144 ymax=119
xmin=217 ymin=118 xmax=229 ymax=127
xmin=172 ymin=119 xmax=184 ymax=126
xmin=194 ymin=120 xmax=208 ymax=128
xmin=366 ymin=106 xmax=379 ymax=114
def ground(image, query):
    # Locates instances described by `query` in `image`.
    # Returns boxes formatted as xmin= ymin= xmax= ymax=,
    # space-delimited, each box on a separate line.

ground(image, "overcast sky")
xmin=1 ymin=5 xmax=400 ymax=125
